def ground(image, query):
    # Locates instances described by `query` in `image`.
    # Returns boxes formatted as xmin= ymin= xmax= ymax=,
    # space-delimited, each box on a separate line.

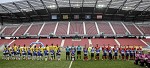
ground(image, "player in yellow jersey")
xmin=13 ymin=44 xmax=18 ymax=60
xmin=22 ymin=44 xmax=27 ymax=60
xmin=27 ymin=46 xmax=32 ymax=60
xmin=45 ymin=44 xmax=49 ymax=59
xmin=39 ymin=45 xmax=44 ymax=60
xmin=8 ymin=46 xmax=11 ymax=60
xmin=16 ymin=45 xmax=21 ymax=60
xmin=2 ymin=45 xmax=7 ymax=60
xmin=32 ymin=46 xmax=38 ymax=60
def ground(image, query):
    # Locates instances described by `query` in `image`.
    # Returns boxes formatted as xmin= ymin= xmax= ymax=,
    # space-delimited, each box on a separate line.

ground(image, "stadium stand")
xmin=56 ymin=22 xmax=68 ymax=36
xmin=138 ymin=24 xmax=150 ymax=35
xmin=111 ymin=21 xmax=127 ymax=35
xmin=85 ymin=21 xmax=98 ymax=35
xmin=69 ymin=21 xmax=84 ymax=35
xmin=124 ymin=23 xmax=141 ymax=35
xmin=14 ymin=25 xmax=30 ymax=36
xmin=40 ymin=22 xmax=56 ymax=36
xmin=1 ymin=26 xmax=18 ymax=36
xmin=26 ymin=24 xmax=43 ymax=35
xmin=97 ymin=21 xmax=114 ymax=35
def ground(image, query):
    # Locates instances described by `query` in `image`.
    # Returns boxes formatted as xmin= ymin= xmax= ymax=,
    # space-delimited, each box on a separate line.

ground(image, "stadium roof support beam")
xmin=54 ymin=0 xmax=61 ymax=18
xmin=92 ymin=0 xmax=99 ymax=15
xmin=12 ymin=2 xmax=31 ymax=22
xmin=40 ymin=0 xmax=51 ymax=20
xmin=81 ymin=0 xmax=85 ymax=20
xmin=0 ymin=17 xmax=3 ymax=25
xmin=103 ymin=0 xmax=113 ymax=16
xmin=0 ymin=4 xmax=21 ymax=22
xmin=124 ymin=0 xmax=143 ymax=20
xmin=69 ymin=0 xmax=72 ymax=20
xmin=26 ymin=1 xmax=43 ymax=21
xmin=112 ymin=0 xmax=127 ymax=20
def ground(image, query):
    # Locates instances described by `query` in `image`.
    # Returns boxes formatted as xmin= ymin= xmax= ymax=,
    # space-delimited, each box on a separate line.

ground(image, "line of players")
xmin=3 ymin=44 xmax=143 ymax=61
xmin=66 ymin=44 xmax=143 ymax=61
xmin=2 ymin=44 xmax=61 ymax=61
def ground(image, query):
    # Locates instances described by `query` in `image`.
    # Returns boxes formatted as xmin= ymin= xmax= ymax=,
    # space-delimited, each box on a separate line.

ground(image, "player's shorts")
xmin=109 ymin=53 xmax=112 ymax=56
xmin=41 ymin=53 xmax=43 ymax=56
xmin=91 ymin=53 xmax=94 ymax=57
xmin=56 ymin=53 xmax=60 ymax=56
xmin=22 ymin=53 xmax=26 ymax=56
xmin=33 ymin=52 xmax=37 ymax=56
xmin=28 ymin=53 xmax=32 ymax=56
xmin=121 ymin=54 xmax=125 ymax=56
xmin=103 ymin=53 xmax=107 ymax=56
xmin=37 ymin=53 xmax=41 ymax=56
xmin=44 ymin=53 xmax=49 ymax=56
xmin=126 ymin=53 xmax=129 ymax=56
xmin=14 ymin=52 xmax=16 ymax=55
xmin=96 ymin=53 xmax=99 ymax=56
xmin=77 ymin=51 xmax=81 ymax=55
xmin=84 ymin=54 xmax=88 ymax=57
xmin=130 ymin=53 xmax=133 ymax=57
xmin=114 ymin=53 xmax=118 ymax=56
xmin=66 ymin=52 xmax=70 ymax=55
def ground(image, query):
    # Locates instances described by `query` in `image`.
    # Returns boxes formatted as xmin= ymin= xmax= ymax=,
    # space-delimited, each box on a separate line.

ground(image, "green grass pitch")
xmin=0 ymin=50 xmax=146 ymax=68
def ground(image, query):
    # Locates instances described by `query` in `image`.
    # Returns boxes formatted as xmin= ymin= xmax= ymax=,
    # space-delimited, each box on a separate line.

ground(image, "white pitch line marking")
xmin=69 ymin=61 xmax=73 ymax=68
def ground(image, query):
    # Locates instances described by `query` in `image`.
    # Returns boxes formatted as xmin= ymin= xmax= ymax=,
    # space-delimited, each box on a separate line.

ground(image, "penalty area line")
xmin=69 ymin=61 xmax=73 ymax=68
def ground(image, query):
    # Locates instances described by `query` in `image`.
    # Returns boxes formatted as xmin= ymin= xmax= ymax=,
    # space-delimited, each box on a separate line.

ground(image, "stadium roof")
xmin=0 ymin=0 xmax=150 ymax=23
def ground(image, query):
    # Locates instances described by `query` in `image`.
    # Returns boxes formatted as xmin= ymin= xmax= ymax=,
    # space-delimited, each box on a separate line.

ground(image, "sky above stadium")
xmin=0 ymin=0 xmax=21 ymax=3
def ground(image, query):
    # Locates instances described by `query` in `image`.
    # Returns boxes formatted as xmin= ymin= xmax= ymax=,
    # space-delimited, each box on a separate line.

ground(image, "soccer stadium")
xmin=0 ymin=0 xmax=150 ymax=68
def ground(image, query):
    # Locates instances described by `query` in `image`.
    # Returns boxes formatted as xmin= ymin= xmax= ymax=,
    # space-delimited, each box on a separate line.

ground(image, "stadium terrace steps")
xmin=0 ymin=26 xmax=7 ymax=34
xmin=97 ymin=21 xmax=114 ymax=35
xmin=108 ymin=22 xmax=116 ymax=35
xmin=2 ymin=26 xmax=18 ymax=36
xmin=137 ymin=24 xmax=150 ymax=35
xmin=10 ymin=39 xmax=38 ymax=47
xmin=69 ymin=21 xmax=84 ymax=35
xmin=124 ymin=23 xmax=141 ymax=35
xmin=121 ymin=22 xmax=131 ymax=35
xmin=40 ymin=22 xmax=56 ymax=35
xmin=111 ymin=22 xmax=127 ymax=35
xmin=117 ymin=38 xmax=146 ymax=47
xmin=38 ymin=23 xmax=45 ymax=35
xmin=95 ymin=22 xmax=100 ymax=34
xmin=67 ymin=22 xmax=70 ymax=35
xmin=91 ymin=38 xmax=118 ymax=47
xmin=133 ymin=24 xmax=144 ymax=35
xmin=27 ymin=24 xmax=43 ymax=35
xmin=56 ymin=22 xmax=68 ymax=36
xmin=12 ymin=24 xmax=22 ymax=36
xmin=14 ymin=25 xmax=30 ymax=36
xmin=24 ymin=23 xmax=33 ymax=35
xmin=64 ymin=38 xmax=89 ymax=47
xmin=83 ymin=22 xmax=86 ymax=35
xmin=85 ymin=21 xmax=98 ymax=35
xmin=53 ymin=22 xmax=59 ymax=35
